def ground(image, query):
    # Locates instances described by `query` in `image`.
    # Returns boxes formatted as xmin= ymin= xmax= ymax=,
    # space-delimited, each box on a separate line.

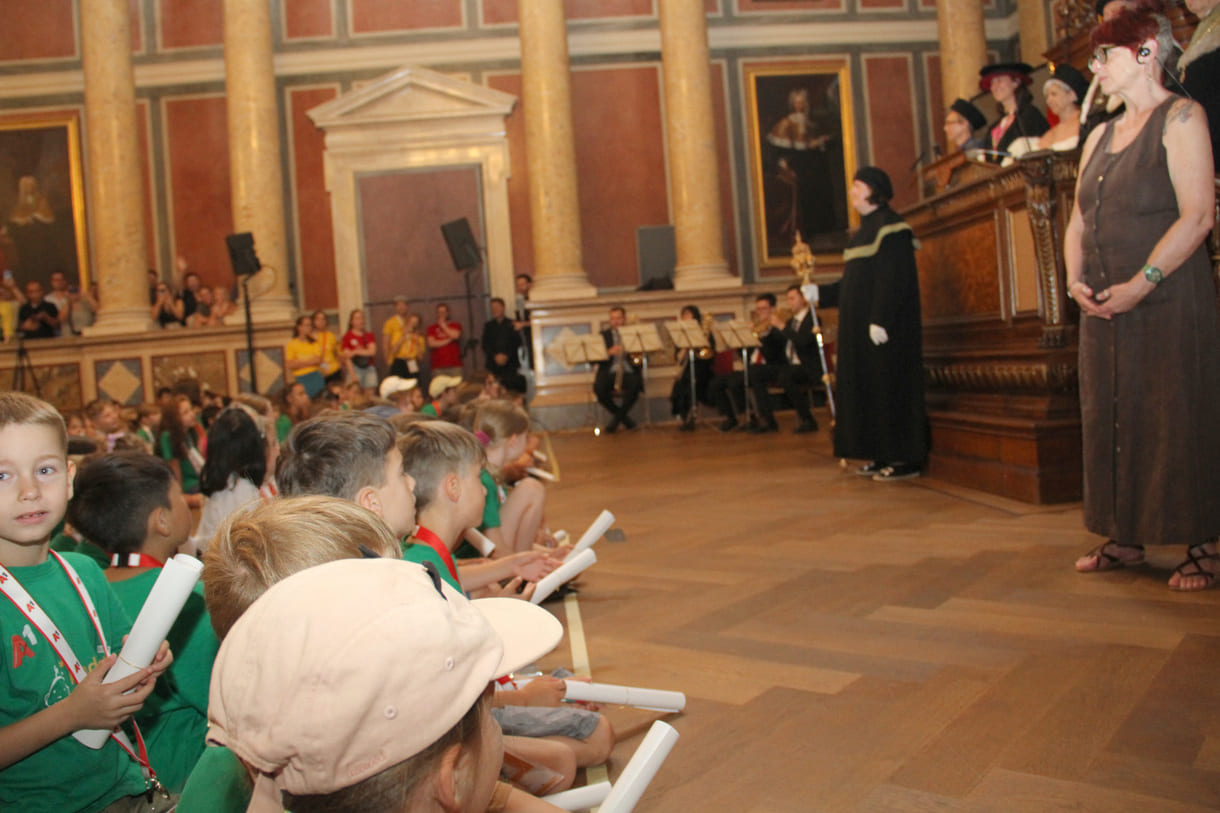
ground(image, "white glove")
xmin=800 ymin=283 xmax=819 ymax=305
xmin=869 ymin=324 xmax=888 ymax=345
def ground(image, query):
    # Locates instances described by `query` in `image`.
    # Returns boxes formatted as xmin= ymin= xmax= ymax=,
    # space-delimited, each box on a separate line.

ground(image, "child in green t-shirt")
xmin=67 ymin=451 xmax=219 ymax=793
xmin=0 ymin=393 xmax=172 ymax=812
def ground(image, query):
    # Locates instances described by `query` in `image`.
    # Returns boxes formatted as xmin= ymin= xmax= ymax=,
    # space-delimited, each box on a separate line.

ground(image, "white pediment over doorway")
xmin=308 ymin=65 xmax=516 ymax=146
xmin=307 ymin=65 xmax=519 ymax=328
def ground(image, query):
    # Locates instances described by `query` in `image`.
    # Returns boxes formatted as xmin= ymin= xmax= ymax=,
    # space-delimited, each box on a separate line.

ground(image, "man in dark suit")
xmin=481 ymin=297 xmax=525 ymax=393
xmin=749 ymin=284 xmax=819 ymax=434
xmin=592 ymin=306 xmax=643 ymax=433
xmin=709 ymin=292 xmax=789 ymax=432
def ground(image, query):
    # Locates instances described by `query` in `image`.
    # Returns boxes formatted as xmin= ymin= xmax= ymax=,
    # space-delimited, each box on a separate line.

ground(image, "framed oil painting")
xmin=744 ymin=59 xmax=857 ymax=267
xmin=0 ymin=113 xmax=90 ymax=290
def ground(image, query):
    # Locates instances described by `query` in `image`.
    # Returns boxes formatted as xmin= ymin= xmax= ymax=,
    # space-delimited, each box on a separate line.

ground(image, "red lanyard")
xmin=110 ymin=553 xmax=164 ymax=568
xmin=412 ymin=525 xmax=460 ymax=584
xmin=0 ymin=552 xmax=155 ymax=777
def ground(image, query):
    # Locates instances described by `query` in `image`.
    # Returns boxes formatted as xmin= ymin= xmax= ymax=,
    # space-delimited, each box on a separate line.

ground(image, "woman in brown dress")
xmin=1065 ymin=11 xmax=1220 ymax=590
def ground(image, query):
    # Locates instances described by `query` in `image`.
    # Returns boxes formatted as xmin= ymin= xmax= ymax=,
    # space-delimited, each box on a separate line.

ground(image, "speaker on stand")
xmin=226 ymin=232 xmax=263 ymax=393
xmin=440 ymin=218 xmax=484 ymax=372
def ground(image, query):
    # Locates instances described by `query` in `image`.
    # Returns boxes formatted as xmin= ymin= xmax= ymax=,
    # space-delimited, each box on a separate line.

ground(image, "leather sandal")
xmin=1075 ymin=540 xmax=1145 ymax=573
xmin=1169 ymin=542 xmax=1220 ymax=592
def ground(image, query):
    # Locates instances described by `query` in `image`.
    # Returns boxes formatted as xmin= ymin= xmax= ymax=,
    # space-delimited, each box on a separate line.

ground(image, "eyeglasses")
xmin=1089 ymin=45 xmax=1119 ymax=68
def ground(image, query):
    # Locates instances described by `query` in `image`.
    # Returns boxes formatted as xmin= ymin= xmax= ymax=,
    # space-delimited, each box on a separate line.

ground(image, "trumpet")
xmin=753 ymin=305 xmax=793 ymax=337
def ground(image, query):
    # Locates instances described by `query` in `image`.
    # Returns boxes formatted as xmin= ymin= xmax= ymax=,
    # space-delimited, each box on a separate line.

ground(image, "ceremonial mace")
xmin=791 ymin=232 xmax=836 ymax=421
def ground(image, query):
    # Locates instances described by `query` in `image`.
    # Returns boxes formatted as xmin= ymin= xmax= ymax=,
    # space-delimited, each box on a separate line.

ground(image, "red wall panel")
xmin=736 ymin=0 xmax=842 ymax=12
xmin=860 ymin=0 xmax=903 ymax=7
xmin=158 ymin=0 xmax=224 ymax=50
xmin=925 ymin=53 xmax=947 ymax=156
xmin=164 ymin=95 xmax=232 ymax=288
xmin=569 ymin=66 xmax=669 ymax=289
xmin=0 ymin=0 xmax=75 ymax=62
xmin=130 ymin=0 xmax=144 ymax=53
xmin=863 ymin=55 xmax=918 ymax=211
xmin=350 ymin=0 xmax=461 ymax=33
xmin=288 ymin=86 xmax=338 ymax=311
xmin=709 ymin=62 xmax=738 ymax=277
xmin=483 ymin=0 xmax=654 ymax=25
xmin=487 ymin=73 xmax=535 ymax=281
xmin=284 ymin=0 xmax=335 ymax=39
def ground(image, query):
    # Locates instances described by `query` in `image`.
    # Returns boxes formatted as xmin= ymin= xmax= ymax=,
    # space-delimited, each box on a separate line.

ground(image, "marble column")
xmin=80 ymin=0 xmax=155 ymax=334
xmin=1017 ymin=0 xmax=1049 ymax=66
xmin=224 ymin=0 xmax=294 ymax=320
xmin=517 ymin=0 xmax=596 ymax=301
xmin=659 ymin=0 xmax=736 ymax=290
xmin=935 ymin=0 xmax=988 ymax=110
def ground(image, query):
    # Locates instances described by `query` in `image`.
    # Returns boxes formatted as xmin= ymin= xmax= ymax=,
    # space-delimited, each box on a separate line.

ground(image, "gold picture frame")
xmin=0 ymin=112 xmax=90 ymax=289
xmin=744 ymin=59 xmax=858 ymax=268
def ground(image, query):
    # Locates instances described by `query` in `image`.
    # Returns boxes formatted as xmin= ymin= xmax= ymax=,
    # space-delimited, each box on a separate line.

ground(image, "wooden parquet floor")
xmin=536 ymin=415 xmax=1220 ymax=812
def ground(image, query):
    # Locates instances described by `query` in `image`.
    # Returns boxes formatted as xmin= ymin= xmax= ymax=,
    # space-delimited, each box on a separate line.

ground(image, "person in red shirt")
xmin=426 ymin=302 xmax=464 ymax=377
xmin=339 ymin=308 xmax=378 ymax=392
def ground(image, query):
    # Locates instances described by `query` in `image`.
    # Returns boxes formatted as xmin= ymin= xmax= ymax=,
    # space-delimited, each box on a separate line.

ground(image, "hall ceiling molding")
xmin=0 ymin=16 xmax=1019 ymax=101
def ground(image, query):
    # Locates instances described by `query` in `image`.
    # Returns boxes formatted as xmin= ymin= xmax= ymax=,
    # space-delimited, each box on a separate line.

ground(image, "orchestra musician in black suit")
xmin=709 ymin=292 xmax=789 ymax=433
xmin=749 ymin=285 xmax=819 ymax=434
xmin=592 ymin=306 xmax=643 ymax=433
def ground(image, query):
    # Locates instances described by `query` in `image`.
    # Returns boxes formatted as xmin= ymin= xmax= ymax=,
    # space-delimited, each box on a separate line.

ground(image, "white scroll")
xmin=75 ymin=554 xmax=203 ymax=748
xmin=526 ymin=466 xmax=557 ymax=482
xmin=542 ymin=780 xmax=613 ymax=811
xmin=552 ymin=529 xmax=570 ymax=545
xmin=562 ymin=680 xmax=686 ymax=713
xmin=468 ymin=528 xmax=496 ymax=557
xmin=598 ymin=720 xmax=680 ymax=813
xmin=530 ymin=549 xmax=596 ymax=605
xmin=567 ymin=509 xmax=615 ymax=559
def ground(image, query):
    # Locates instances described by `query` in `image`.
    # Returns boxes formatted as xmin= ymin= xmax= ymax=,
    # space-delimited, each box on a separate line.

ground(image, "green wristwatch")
xmin=1142 ymin=264 xmax=1164 ymax=285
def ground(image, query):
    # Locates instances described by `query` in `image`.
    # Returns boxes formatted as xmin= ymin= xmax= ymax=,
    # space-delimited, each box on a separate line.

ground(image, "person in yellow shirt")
xmin=383 ymin=295 xmax=425 ymax=379
xmin=285 ymin=314 xmax=325 ymax=398
xmin=311 ymin=309 xmax=342 ymax=383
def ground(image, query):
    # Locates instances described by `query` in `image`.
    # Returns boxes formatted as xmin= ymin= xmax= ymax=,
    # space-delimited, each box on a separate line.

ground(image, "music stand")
xmin=664 ymin=320 xmax=710 ymax=429
xmin=563 ymin=335 xmax=609 ymax=431
xmin=561 ymin=334 xmax=608 ymax=368
xmin=617 ymin=323 xmax=663 ymax=426
xmin=712 ymin=319 xmax=761 ymax=424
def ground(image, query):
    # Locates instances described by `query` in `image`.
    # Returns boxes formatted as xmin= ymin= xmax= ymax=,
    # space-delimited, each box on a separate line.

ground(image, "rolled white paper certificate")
xmin=530 ymin=549 xmax=596 ymax=605
xmin=468 ymin=528 xmax=496 ymax=557
xmin=526 ymin=466 xmax=556 ymax=482
xmin=567 ymin=509 xmax=615 ymax=559
xmin=598 ymin=721 xmax=680 ymax=813
xmin=563 ymin=680 xmax=686 ymax=713
xmin=74 ymin=554 xmax=203 ymax=749
xmin=542 ymin=780 xmax=612 ymax=811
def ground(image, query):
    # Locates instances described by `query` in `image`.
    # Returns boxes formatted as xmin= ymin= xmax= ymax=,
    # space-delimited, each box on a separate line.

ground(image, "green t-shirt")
xmin=275 ymin=413 xmax=293 ymax=444
xmin=177 ymin=745 xmax=251 ymax=813
xmin=109 ymin=574 xmax=219 ymax=792
xmin=479 ymin=469 xmax=501 ymax=532
xmin=0 ymin=553 xmax=147 ymax=813
xmin=401 ymin=540 xmax=463 ymax=593
xmin=159 ymin=431 xmax=201 ymax=493
xmin=421 ymin=401 xmax=438 ymax=416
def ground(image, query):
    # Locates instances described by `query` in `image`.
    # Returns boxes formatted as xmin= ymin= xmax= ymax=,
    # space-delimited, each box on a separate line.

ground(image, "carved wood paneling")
xmin=918 ymin=218 xmax=1002 ymax=320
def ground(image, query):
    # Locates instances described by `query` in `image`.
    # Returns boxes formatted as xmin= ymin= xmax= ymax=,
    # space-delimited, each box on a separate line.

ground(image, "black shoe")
xmin=622 ymin=416 xmax=637 ymax=430
xmin=793 ymin=419 xmax=818 ymax=434
xmin=718 ymin=418 xmax=738 ymax=433
xmin=873 ymin=463 xmax=921 ymax=481
xmin=678 ymin=417 xmax=695 ymax=432
xmin=855 ymin=461 xmax=883 ymax=477
xmin=604 ymin=418 xmax=620 ymax=434
xmin=750 ymin=421 xmax=778 ymax=434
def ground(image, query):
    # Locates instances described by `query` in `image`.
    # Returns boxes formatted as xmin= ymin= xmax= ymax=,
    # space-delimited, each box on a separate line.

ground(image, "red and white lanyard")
xmin=0 ymin=552 xmax=154 ymax=774
xmin=110 ymin=553 xmax=164 ymax=568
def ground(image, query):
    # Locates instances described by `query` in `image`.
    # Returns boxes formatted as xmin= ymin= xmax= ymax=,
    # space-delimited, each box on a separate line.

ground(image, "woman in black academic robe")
xmin=979 ymin=63 xmax=1048 ymax=163
xmin=830 ymin=167 xmax=928 ymax=481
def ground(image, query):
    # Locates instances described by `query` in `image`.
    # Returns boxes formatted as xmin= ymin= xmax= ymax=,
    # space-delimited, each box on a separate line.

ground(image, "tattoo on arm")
xmin=1166 ymin=99 xmax=1194 ymax=133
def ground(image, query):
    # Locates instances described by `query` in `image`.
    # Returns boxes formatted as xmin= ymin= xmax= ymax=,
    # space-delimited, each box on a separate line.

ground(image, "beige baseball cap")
xmin=207 ymin=558 xmax=563 ymax=811
xmin=428 ymin=374 xmax=463 ymax=399
xmin=378 ymin=375 xmax=417 ymax=399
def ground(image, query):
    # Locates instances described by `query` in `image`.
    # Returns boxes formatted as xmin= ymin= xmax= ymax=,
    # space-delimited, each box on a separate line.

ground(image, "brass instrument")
xmin=697 ymin=313 xmax=715 ymax=360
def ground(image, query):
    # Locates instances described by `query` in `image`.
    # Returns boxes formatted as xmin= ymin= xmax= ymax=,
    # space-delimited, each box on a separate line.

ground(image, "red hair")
xmin=1091 ymin=9 xmax=1160 ymax=51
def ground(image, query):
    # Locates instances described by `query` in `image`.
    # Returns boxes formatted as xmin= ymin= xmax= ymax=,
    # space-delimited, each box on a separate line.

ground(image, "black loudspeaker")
xmin=636 ymin=225 xmax=676 ymax=289
xmin=226 ymin=232 xmax=262 ymax=277
xmin=441 ymin=218 xmax=482 ymax=272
